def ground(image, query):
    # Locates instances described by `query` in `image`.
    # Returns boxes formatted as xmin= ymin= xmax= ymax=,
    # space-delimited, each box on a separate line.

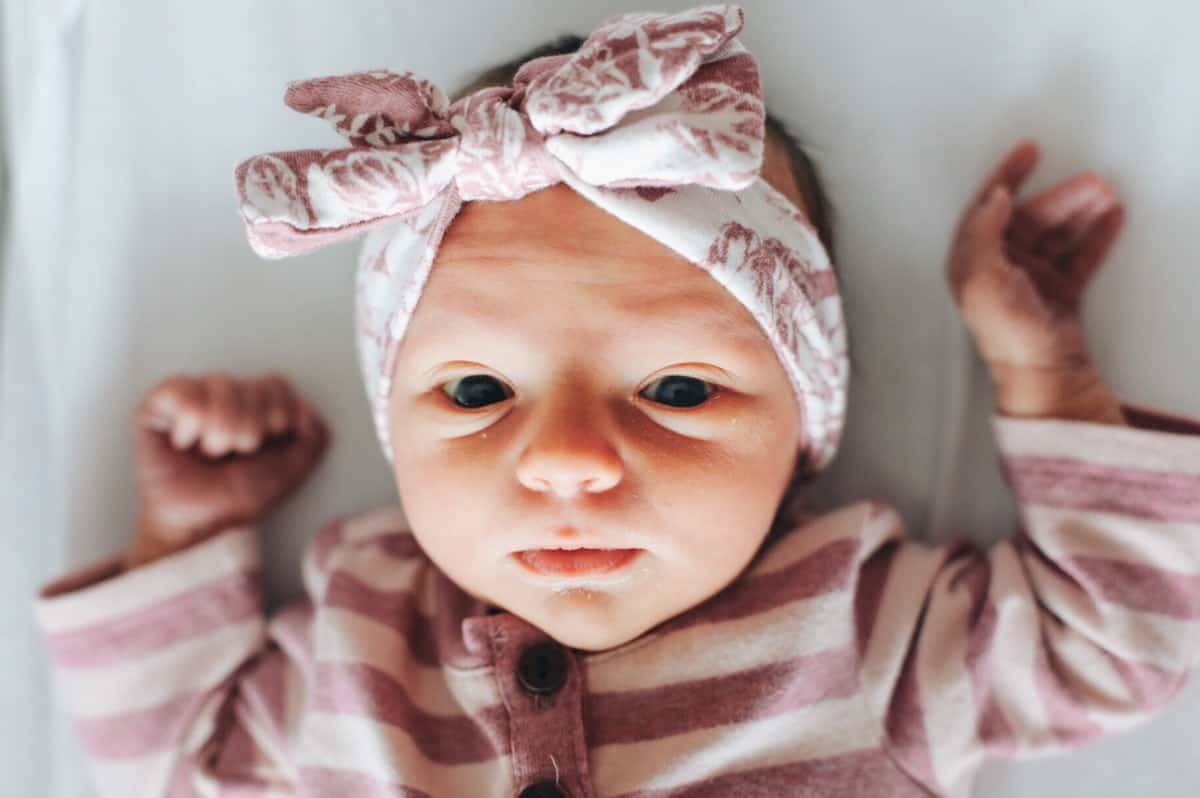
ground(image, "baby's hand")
xmin=946 ymin=140 xmax=1127 ymax=420
xmin=134 ymin=373 xmax=329 ymax=547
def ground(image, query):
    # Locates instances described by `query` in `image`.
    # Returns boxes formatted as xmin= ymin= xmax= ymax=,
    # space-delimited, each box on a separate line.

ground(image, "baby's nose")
xmin=515 ymin=408 xmax=623 ymax=498
xmin=518 ymin=454 xmax=622 ymax=497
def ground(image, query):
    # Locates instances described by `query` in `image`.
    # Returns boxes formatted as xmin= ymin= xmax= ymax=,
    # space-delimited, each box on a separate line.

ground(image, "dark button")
xmin=517 ymin=641 xmax=568 ymax=695
xmin=518 ymin=781 xmax=568 ymax=798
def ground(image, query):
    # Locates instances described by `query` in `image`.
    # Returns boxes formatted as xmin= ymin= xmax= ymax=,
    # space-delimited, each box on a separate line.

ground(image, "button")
xmin=517 ymin=641 xmax=568 ymax=695
xmin=518 ymin=781 xmax=568 ymax=798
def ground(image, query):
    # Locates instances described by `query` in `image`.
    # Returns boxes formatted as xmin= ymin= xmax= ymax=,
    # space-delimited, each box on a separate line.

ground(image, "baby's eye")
xmin=639 ymin=375 xmax=717 ymax=408
xmin=442 ymin=375 xmax=514 ymax=409
xmin=440 ymin=374 xmax=717 ymax=411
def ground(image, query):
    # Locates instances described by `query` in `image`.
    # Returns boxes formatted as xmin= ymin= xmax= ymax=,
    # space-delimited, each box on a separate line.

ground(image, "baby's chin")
xmin=495 ymin=584 xmax=677 ymax=652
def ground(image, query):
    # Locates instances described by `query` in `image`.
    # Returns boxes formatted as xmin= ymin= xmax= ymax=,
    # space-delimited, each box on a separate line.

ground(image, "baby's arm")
xmin=852 ymin=142 xmax=1200 ymax=795
xmin=32 ymin=373 xmax=328 ymax=797
xmin=856 ymin=408 xmax=1200 ymax=796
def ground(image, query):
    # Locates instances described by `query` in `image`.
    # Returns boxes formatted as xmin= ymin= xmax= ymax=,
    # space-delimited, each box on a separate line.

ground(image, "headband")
xmin=233 ymin=2 xmax=848 ymax=474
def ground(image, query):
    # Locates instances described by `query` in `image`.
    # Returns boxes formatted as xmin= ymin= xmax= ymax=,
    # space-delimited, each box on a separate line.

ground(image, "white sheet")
xmin=2 ymin=1 xmax=1197 ymax=795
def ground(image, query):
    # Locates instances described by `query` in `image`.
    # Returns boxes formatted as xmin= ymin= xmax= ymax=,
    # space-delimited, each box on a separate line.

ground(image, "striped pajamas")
xmin=34 ymin=403 xmax=1200 ymax=797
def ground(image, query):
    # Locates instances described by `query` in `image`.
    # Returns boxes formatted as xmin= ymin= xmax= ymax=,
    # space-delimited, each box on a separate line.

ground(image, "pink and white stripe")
xmin=33 ymin=403 xmax=1200 ymax=797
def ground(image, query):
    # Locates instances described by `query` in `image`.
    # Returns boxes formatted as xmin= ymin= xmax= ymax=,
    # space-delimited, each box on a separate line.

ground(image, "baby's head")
xmin=384 ymin=37 xmax=840 ymax=651
xmin=233 ymin=6 xmax=849 ymax=652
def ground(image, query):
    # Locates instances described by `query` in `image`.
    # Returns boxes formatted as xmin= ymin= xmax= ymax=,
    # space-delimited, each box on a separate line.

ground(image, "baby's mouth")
xmin=513 ymin=548 xmax=642 ymax=577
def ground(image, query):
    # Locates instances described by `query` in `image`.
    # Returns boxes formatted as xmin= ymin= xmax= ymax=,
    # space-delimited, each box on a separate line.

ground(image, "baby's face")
xmin=387 ymin=183 xmax=804 ymax=651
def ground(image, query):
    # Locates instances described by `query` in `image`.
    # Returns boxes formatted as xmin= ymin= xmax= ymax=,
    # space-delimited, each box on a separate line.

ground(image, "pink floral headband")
xmin=233 ymin=2 xmax=848 ymax=474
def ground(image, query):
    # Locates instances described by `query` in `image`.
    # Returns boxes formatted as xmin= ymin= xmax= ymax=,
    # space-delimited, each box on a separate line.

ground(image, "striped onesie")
xmin=34 ymin=403 xmax=1200 ymax=797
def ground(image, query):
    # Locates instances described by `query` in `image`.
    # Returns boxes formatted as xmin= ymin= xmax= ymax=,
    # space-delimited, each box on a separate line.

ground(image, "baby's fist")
xmin=946 ymin=142 xmax=1131 ymax=422
xmin=134 ymin=372 xmax=329 ymax=544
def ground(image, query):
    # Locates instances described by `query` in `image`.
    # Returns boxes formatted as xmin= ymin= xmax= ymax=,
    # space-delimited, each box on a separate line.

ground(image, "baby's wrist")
xmin=128 ymin=509 xmax=222 ymax=568
xmin=988 ymin=360 xmax=1127 ymax=425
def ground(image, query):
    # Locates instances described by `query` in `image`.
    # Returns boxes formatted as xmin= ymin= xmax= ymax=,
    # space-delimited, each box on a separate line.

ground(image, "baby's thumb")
xmin=246 ymin=415 xmax=329 ymax=499
xmin=964 ymin=185 xmax=1012 ymax=255
xmin=949 ymin=186 xmax=1013 ymax=306
xmin=282 ymin=413 xmax=329 ymax=475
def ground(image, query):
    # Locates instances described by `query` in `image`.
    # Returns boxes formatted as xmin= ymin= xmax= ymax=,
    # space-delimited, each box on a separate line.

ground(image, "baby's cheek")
xmin=390 ymin=451 xmax=464 ymax=535
xmin=674 ymin=459 xmax=775 ymax=537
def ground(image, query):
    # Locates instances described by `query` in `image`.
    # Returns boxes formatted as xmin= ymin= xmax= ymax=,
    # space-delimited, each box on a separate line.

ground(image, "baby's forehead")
xmin=429 ymin=184 xmax=731 ymax=301
xmin=408 ymin=185 xmax=769 ymax=346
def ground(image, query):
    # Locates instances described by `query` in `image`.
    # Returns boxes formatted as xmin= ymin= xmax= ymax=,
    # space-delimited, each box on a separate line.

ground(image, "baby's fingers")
xmin=138 ymin=376 xmax=206 ymax=449
xmin=199 ymin=375 xmax=241 ymax=456
xmin=1009 ymin=173 xmax=1118 ymax=253
xmin=228 ymin=382 xmax=266 ymax=454
xmin=234 ymin=404 xmax=328 ymax=507
xmin=254 ymin=374 xmax=327 ymax=446
xmin=968 ymin=140 xmax=1039 ymax=210
xmin=1066 ymin=205 xmax=1125 ymax=288
xmin=260 ymin=374 xmax=297 ymax=437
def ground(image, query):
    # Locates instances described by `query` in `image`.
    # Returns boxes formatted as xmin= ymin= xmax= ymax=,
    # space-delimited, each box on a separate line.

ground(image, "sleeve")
xmin=853 ymin=401 xmax=1200 ymax=798
xmin=32 ymin=522 xmax=325 ymax=798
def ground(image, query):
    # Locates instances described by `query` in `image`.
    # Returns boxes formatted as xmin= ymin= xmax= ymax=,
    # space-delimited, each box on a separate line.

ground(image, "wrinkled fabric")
xmin=232 ymin=3 xmax=849 ymax=474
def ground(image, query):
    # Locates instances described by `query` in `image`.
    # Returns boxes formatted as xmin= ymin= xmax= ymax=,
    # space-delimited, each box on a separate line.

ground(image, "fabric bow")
xmin=234 ymin=3 xmax=765 ymax=258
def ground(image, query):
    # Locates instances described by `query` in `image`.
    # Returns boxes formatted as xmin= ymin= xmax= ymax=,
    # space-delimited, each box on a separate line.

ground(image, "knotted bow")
xmin=234 ymin=3 xmax=765 ymax=258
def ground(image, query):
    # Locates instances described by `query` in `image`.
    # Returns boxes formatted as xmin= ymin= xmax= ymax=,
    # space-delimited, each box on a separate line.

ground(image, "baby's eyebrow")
xmin=420 ymin=294 xmax=764 ymax=348
xmin=404 ymin=309 xmax=772 ymax=377
xmin=431 ymin=280 xmax=762 ymax=336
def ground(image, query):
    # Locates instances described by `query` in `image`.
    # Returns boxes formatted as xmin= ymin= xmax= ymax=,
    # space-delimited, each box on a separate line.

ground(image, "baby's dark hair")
xmin=453 ymin=35 xmax=849 ymax=516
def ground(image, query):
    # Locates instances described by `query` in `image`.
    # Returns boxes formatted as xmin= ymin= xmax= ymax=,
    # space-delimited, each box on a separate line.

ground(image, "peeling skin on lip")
xmin=550 ymin=585 xmax=602 ymax=599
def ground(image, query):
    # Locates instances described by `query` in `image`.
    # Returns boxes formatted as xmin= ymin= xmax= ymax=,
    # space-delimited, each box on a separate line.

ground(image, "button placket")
xmin=488 ymin=615 xmax=592 ymax=798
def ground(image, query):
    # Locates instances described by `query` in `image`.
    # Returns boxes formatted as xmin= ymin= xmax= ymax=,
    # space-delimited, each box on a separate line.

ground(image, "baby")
xmin=33 ymin=5 xmax=1200 ymax=798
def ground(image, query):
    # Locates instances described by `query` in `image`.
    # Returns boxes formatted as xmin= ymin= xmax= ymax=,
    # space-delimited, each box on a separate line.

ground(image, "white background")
xmin=2 ymin=1 xmax=1197 ymax=795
